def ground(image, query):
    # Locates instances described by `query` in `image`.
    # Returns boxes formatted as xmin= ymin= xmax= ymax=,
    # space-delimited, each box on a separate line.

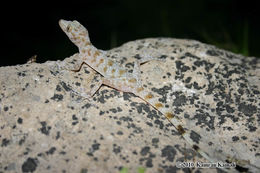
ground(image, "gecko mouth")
xmin=59 ymin=19 xmax=70 ymax=32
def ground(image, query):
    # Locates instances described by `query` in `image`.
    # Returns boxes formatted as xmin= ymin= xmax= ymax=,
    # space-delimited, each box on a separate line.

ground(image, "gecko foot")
xmin=70 ymin=78 xmax=103 ymax=100
xmin=138 ymin=49 xmax=166 ymax=64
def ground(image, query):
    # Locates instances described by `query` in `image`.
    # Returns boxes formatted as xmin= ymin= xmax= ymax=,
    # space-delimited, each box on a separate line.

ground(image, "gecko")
xmin=58 ymin=19 xmax=225 ymax=169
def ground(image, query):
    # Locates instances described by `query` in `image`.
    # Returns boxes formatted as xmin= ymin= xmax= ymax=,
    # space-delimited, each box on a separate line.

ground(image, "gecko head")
xmin=59 ymin=19 xmax=91 ymax=48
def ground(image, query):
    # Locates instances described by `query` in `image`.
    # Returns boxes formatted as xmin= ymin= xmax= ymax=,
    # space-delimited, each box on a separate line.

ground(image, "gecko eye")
xmin=66 ymin=25 xmax=72 ymax=32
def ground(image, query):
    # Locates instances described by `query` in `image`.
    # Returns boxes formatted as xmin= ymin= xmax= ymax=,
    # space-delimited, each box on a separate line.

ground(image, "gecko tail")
xmin=135 ymin=89 xmax=230 ymax=172
xmin=161 ymin=109 xmax=232 ymax=172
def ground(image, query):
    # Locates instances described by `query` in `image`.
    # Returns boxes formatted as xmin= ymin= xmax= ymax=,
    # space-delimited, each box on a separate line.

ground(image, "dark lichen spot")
xmin=22 ymin=157 xmax=38 ymax=173
xmin=192 ymin=112 xmax=215 ymax=130
xmin=117 ymin=107 xmax=123 ymax=112
xmin=72 ymin=114 xmax=78 ymax=120
xmin=175 ymin=60 xmax=190 ymax=72
xmin=232 ymin=136 xmax=239 ymax=142
xmin=154 ymin=119 xmax=164 ymax=129
xmin=38 ymin=74 xmax=44 ymax=78
xmin=92 ymin=143 xmax=100 ymax=151
xmin=56 ymin=131 xmax=60 ymax=140
xmin=50 ymin=70 xmax=59 ymax=76
xmin=163 ymin=165 xmax=178 ymax=173
xmin=87 ymin=152 xmax=93 ymax=157
xmin=80 ymin=168 xmax=88 ymax=173
xmin=59 ymin=151 xmax=66 ymax=155
xmin=1 ymin=138 xmax=10 ymax=147
xmin=146 ymin=158 xmax=153 ymax=167
xmin=4 ymin=106 xmax=8 ymax=111
xmin=205 ymin=82 xmax=215 ymax=95
xmin=161 ymin=145 xmax=176 ymax=162
xmin=72 ymin=121 xmax=78 ymax=126
xmin=152 ymin=138 xmax=159 ymax=145
xmin=159 ymin=55 xmax=167 ymax=59
xmin=113 ymin=144 xmax=121 ymax=154
xmin=128 ymin=123 xmax=143 ymax=134
xmin=238 ymin=103 xmax=257 ymax=116
xmin=119 ymin=116 xmax=133 ymax=122
xmin=46 ymin=147 xmax=56 ymax=155
xmin=132 ymin=150 xmax=138 ymax=155
xmin=235 ymin=165 xmax=249 ymax=172
xmin=206 ymin=50 xmax=219 ymax=56
xmin=17 ymin=117 xmax=23 ymax=124
xmin=90 ymin=84 xmax=96 ymax=89
xmin=151 ymin=85 xmax=171 ymax=100
xmin=99 ymin=111 xmax=105 ymax=116
xmin=226 ymin=105 xmax=235 ymax=113
xmin=192 ymin=81 xmax=203 ymax=90
xmin=50 ymin=94 xmax=63 ymax=101
xmin=190 ymin=130 xmax=201 ymax=144
xmin=117 ymin=131 xmax=123 ymax=135
xmin=109 ymin=108 xmax=117 ymax=113
xmin=248 ymin=125 xmax=257 ymax=132
xmin=184 ymin=52 xmax=200 ymax=60
xmin=75 ymin=82 xmax=81 ymax=86
xmin=95 ymin=90 xmax=107 ymax=103
xmin=146 ymin=122 xmax=153 ymax=127
xmin=166 ymin=72 xmax=171 ymax=77
xmin=172 ymin=94 xmax=187 ymax=107
xmin=152 ymin=138 xmax=159 ymax=148
xmin=17 ymin=71 xmax=26 ymax=77
xmin=81 ymin=103 xmax=91 ymax=109
xmin=241 ymin=136 xmax=247 ymax=140
xmin=56 ymin=85 xmax=62 ymax=92
xmin=140 ymin=146 xmax=150 ymax=156
xmin=39 ymin=121 xmax=51 ymax=135
xmin=192 ymin=145 xmax=200 ymax=151
xmin=225 ymin=126 xmax=233 ymax=131
xmin=60 ymin=81 xmax=71 ymax=92
xmin=19 ymin=136 xmax=26 ymax=145
xmin=184 ymin=77 xmax=192 ymax=83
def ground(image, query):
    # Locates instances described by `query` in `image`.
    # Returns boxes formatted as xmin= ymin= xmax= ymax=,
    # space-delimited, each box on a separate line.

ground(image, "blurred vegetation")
xmin=89 ymin=0 xmax=256 ymax=57
xmin=120 ymin=167 xmax=146 ymax=173
xmin=2 ymin=0 xmax=259 ymax=66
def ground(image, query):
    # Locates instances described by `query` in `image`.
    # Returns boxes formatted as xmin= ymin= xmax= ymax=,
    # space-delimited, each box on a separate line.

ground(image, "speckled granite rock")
xmin=0 ymin=38 xmax=259 ymax=173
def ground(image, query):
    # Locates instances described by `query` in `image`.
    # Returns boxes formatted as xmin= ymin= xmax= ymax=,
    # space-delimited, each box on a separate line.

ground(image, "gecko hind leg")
xmin=70 ymin=62 xmax=86 ymax=72
xmin=67 ymin=61 xmax=104 ymax=99
xmin=71 ymin=78 xmax=103 ymax=100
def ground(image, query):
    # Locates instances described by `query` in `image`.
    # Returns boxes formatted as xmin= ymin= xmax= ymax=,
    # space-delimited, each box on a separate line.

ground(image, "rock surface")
xmin=0 ymin=38 xmax=259 ymax=173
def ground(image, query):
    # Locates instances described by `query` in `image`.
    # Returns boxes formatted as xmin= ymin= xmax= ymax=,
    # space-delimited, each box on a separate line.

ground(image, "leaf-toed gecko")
xmin=59 ymin=19 xmax=220 ymax=167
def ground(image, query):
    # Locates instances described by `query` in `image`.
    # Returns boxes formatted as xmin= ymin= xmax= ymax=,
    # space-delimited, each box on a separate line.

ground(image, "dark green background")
xmin=1 ymin=0 xmax=259 ymax=66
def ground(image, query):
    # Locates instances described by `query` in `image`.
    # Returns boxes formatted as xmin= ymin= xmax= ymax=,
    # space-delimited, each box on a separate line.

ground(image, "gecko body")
xmin=59 ymin=19 xmax=221 ymax=168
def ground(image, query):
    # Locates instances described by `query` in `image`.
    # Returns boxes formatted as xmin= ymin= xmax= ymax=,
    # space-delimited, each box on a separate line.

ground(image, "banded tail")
xmin=134 ymin=88 xmax=218 ymax=164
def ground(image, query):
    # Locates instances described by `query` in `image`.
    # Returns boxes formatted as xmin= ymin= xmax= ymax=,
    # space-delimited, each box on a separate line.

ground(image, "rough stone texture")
xmin=0 ymin=38 xmax=259 ymax=173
